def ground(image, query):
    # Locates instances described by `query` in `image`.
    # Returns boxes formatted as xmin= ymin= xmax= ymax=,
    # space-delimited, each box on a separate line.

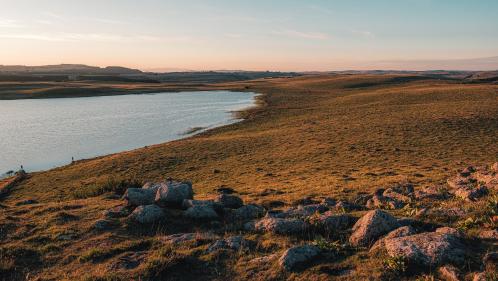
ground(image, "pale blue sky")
xmin=1 ymin=0 xmax=497 ymax=71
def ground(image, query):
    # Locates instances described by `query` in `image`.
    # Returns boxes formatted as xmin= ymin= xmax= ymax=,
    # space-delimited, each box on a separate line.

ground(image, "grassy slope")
xmin=1 ymin=74 xmax=498 ymax=280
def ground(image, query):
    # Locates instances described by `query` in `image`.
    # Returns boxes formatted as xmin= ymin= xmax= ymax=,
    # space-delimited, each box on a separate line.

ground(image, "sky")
xmin=1 ymin=0 xmax=498 ymax=71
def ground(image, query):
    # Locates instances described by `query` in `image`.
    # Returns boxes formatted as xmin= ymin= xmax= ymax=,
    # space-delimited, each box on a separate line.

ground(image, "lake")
xmin=0 ymin=91 xmax=255 ymax=174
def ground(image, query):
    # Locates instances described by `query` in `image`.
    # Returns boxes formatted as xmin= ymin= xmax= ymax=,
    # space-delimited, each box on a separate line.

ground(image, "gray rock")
xmin=384 ymin=232 xmax=465 ymax=267
xmin=370 ymin=226 xmax=416 ymax=253
xmin=438 ymin=265 xmax=461 ymax=281
xmin=349 ymin=210 xmax=400 ymax=247
xmin=366 ymin=195 xmax=405 ymax=210
xmin=155 ymin=181 xmax=193 ymax=208
xmin=207 ymin=236 xmax=250 ymax=252
xmin=124 ymin=188 xmax=155 ymax=206
xmin=453 ymin=185 xmax=488 ymax=201
xmin=182 ymin=199 xmax=220 ymax=210
xmin=253 ymin=217 xmax=309 ymax=235
xmin=232 ymin=204 xmax=265 ymax=221
xmin=314 ymin=213 xmax=356 ymax=233
xmin=414 ymin=186 xmax=446 ymax=200
xmin=435 ymin=227 xmax=464 ymax=238
xmin=130 ymin=204 xmax=165 ymax=224
xmin=184 ymin=205 xmax=218 ymax=220
xmin=215 ymin=194 xmax=243 ymax=209
xmin=383 ymin=188 xmax=411 ymax=203
xmin=142 ymin=182 xmax=162 ymax=193
xmin=278 ymin=245 xmax=320 ymax=271
xmin=93 ymin=219 xmax=118 ymax=230
xmin=160 ymin=232 xmax=216 ymax=245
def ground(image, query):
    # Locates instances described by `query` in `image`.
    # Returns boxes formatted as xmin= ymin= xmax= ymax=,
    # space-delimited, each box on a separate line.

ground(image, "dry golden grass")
xmin=1 ymin=74 xmax=497 ymax=280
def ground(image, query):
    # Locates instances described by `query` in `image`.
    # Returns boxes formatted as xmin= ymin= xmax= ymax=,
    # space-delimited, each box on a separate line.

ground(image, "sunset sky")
xmin=1 ymin=0 xmax=498 ymax=71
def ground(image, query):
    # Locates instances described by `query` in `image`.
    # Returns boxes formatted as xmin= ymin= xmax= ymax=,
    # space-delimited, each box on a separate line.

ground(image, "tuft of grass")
xmin=72 ymin=177 xmax=142 ymax=199
xmin=79 ymin=240 xmax=151 ymax=263
xmin=382 ymin=255 xmax=407 ymax=274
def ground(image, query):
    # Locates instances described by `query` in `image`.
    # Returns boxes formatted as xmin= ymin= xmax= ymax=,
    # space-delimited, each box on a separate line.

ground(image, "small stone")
xmin=278 ymin=245 xmax=320 ymax=271
xmin=253 ymin=217 xmax=309 ymax=235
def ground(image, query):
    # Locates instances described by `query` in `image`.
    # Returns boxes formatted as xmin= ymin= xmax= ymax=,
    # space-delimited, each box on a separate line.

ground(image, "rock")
xmin=277 ymin=204 xmax=329 ymax=218
xmin=181 ymin=199 xmax=221 ymax=210
xmin=232 ymin=204 xmax=265 ymax=221
xmin=155 ymin=181 xmax=193 ymax=208
xmin=278 ymin=245 xmax=320 ymax=271
xmin=252 ymin=217 xmax=309 ymax=235
xmin=370 ymin=226 xmax=416 ymax=253
xmin=313 ymin=213 xmax=356 ymax=233
xmin=160 ymin=232 xmax=216 ymax=245
xmin=334 ymin=200 xmax=361 ymax=212
xmin=93 ymin=219 xmax=118 ymax=230
xmin=292 ymin=197 xmax=319 ymax=206
xmin=453 ymin=185 xmax=488 ymax=201
xmin=207 ymin=236 xmax=250 ymax=252
xmin=124 ymin=188 xmax=156 ymax=206
xmin=184 ymin=205 xmax=218 ymax=220
xmin=142 ymin=182 xmax=162 ymax=193
xmin=478 ymin=229 xmax=498 ymax=240
xmin=349 ymin=210 xmax=400 ymax=247
xmin=384 ymin=232 xmax=465 ymax=267
xmin=438 ymin=265 xmax=461 ymax=281
xmin=322 ymin=197 xmax=336 ymax=207
xmin=103 ymin=205 xmax=133 ymax=218
xmin=215 ymin=194 xmax=243 ymax=209
xmin=383 ymin=188 xmax=411 ymax=203
xmin=435 ymin=227 xmax=464 ymax=238
xmin=130 ymin=204 xmax=165 ymax=224
xmin=366 ymin=195 xmax=405 ymax=210
xmin=414 ymin=186 xmax=446 ymax=200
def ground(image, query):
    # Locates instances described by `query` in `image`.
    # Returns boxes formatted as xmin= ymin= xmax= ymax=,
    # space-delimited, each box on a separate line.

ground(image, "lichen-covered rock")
xmin=313 ymin=213 xmax=356 ymax=233
xmin=366 ymin=195 xmax=405 ymax=210
xmin=124 ymin=188 xmax=156 ymax=206
xmin=207 ymin=236 xmax=251 ymax=252
xmin=384 ymin=232 xmax=466 ymax=267
xmin=215 ymin=194 xmax=243 ymax=209
xmin=438 ymin=265 xmax=461 ymax=281
xmin=155 ymin=181 xmax=193 ymax=208
xmin=370 ymin=226 xmax=416 ymax=253
xmin=435 ymin=227 xmax=464 ymax=238
xmin=349 ymin=210 xmax=399 ymax=247
xmin=252 ymin=217 xmax=309 ymax=235
xmin=184 ymin=205 xmax=218 ymax=220
xmin=275 ymin=204 xmax=329 ymax=219
xmin=232 ymin=204 xmax=265 ymax=221
xmin=130 ymin=204 xmax=165 ymax=224
xmin=278 ymin=245 xmax=320 ymax=271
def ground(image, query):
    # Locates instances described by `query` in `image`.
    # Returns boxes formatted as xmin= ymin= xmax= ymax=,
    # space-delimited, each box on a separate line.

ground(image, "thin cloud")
xmin=351 ymin=29 xmax=375 ymax=38
xmin=273 ymin=29 xmax=330 ymax=40
xmin=0 ymin=19 xmax=24 ymax=28
xmin=0 ymin=32 xmax=191 ymax=43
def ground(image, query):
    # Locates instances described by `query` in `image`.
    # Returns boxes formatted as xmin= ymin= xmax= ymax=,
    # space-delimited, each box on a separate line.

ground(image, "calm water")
xmin=0 ymin=91 xmax=255 ymax=173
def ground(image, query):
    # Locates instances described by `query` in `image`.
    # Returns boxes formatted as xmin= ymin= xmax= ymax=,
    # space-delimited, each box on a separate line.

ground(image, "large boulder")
xmin=215 ymin=194 xmax=243 ymax=209
xmin=349 ymin=210 xmax=400 ymax=247
xmin=384 ymin=232 xmax=465 ymax=267
xmin=155 ymin=181 xmax=193 ymax=208
xmin=232 ymin=204 xmax=265 ymax=221
xmin=278 ymin=245 xmax=320 ymax=271
xmin=370 ymin=226 xmax=416 ymax=253
xmin=129 ymin=204 xmax=165 ymax=224
xmin=124 ymin=188 xmax=155 ymax=206
xmin=249 ymin=217 xmax=309 ymax=235
xmin=184 ymin=205 xmax=219 ymax=220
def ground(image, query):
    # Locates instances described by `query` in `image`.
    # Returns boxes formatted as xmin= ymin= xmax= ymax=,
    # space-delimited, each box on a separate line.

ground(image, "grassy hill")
xmin=1 ymin=74 xmax=497 ymax=280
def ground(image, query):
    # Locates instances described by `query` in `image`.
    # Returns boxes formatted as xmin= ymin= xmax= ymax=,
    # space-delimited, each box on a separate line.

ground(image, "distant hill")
xmin=0 ymin=64 xmax=142 ymax=75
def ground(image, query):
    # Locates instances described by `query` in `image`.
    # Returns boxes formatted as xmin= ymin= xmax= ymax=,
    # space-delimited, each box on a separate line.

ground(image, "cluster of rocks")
xmin=92 ymin=164 xmax=497 ymax=276
xmin=447 ymin=163 xmax=498 ymax=201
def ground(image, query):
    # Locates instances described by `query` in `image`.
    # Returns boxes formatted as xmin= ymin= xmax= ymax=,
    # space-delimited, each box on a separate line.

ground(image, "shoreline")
xmin=6 ymin=90 xmax=262 ymax=175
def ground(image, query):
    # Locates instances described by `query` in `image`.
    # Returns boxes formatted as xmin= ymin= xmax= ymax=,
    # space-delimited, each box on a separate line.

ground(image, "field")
xmin=1 ymin=74 xmax=497 ymax=280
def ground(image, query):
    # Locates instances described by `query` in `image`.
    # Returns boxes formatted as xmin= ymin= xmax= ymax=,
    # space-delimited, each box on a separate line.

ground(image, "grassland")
xmin=1 ymin=74 xmax=497 ymax=280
